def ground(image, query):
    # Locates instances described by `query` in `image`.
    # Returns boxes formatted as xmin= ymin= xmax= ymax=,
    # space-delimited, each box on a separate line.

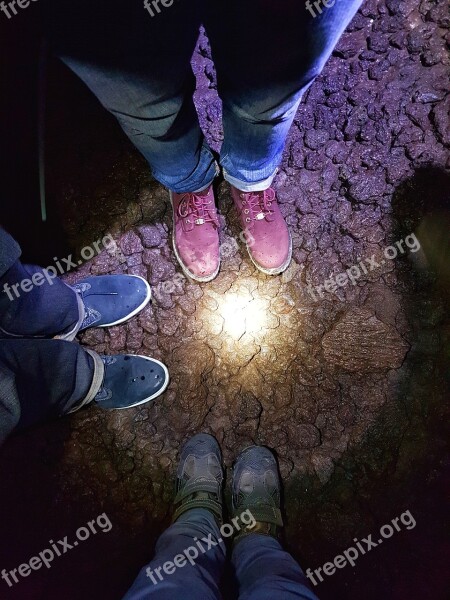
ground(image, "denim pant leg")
xmin=0 ymin=227 xmax=21 ymax=276
xmin=0 ymin=339 xmax=103 ymax=446
xmin=205 ymin=0 xmax=362 ymax=191
xmin=45 ymin=0 xmax=217 ymax=193
xmin=123 ymin=509 xmax=225 ymax=600
xmin=232 ymin=534 xmax=319 ymax=600
xmin=0 ymin=227 xmax=81 ymax=339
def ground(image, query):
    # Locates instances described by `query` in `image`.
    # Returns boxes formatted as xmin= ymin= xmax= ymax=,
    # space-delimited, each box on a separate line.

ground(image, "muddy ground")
xmin=0 ymin=0 xmax=449 ymax=598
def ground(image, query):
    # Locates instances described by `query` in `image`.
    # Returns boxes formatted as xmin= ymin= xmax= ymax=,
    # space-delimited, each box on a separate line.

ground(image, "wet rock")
xmin=143 ymin=250 xmax=176 ymax=285
xmin=334 ymin=33 xmax=363 ymax=59
xmin=137 ymin=225 xmax=162 ymax=248
xmin=406 ymin=30 xmax=427 ymax=54
xmin=107 ymin=326 xmax=127 ymax=351
xmin=322 ymin=309 xmax=410 ymax=371
xmin=432 ymin=98 xmax=450 ymax=146
xmin=311 ymin=453 xmax=335 ymax=484
xmin=127 ymin=264 xmax=148 ymax=280
xmin=297 ymin=424 xmax=321 ymax=449
xmin=385 ymin=0 xmax=415 ymax=17
xmin=348 ymin=172 xmax=387 ymax=203
xmin=79 ymin=328 xmax=106 ymax=346
xmin=413 ymin=88 xmax=446 ymax=104
xmin=126 ymin=321 xmax=144 ymax=351
xmin=126 ymin=254 xmax=142 ymax=268
xmin=119 ymin=230 xmax=143 ymax=256
xmin=304 ymin=129 xmax=330 ymax=150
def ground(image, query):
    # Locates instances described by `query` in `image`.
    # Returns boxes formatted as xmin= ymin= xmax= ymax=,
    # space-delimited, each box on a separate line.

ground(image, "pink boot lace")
xmin=177 ymin=192 xmax=219 ymax=228
xmin=239 ymin=188 xmax=276 ymax=225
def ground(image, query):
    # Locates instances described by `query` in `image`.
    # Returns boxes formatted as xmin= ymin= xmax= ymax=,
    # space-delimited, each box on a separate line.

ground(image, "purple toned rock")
xmin=334 ymin=33 xmax=364 ymax=59
xmin=126 ymin=254 xmax=143 ymax=268
xmin=127 ymin=264 xmax=148 ymax=280
xmin=142 ymin=249 xmax=176 ymax=285
xmin=432 ymin=98 xmax=450 ymax=146
xmin=304 ymin=129 xmax=330 ymax=151
xmin=349 ymin=172 xmax=387 ymax=204
xmin=326 ymin=92 xmax=347 ymax=108
xmin=119 ymin=230 xmax=143 ymax=256
xmin=386 ymin=152 xmax=412 ymax=184
xmin=107 ymin=326 xmax=127 ymax=351
xmin=138 ymin=225 xmax=162 ymax=248
xmin=368 ymin=34 xmax=390 ymax=53
xmin=305 ymin=153 xmax=323 ymax=171
xmin=406 ymin=30 xmax=426 ymax=54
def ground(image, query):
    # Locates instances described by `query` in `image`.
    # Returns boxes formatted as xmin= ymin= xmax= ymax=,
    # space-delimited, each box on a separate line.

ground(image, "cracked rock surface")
xmin=0 ymin=1 xmax=448 ymax=599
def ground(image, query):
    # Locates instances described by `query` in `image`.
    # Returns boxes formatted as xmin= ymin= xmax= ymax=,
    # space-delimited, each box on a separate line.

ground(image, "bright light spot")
xmin=218 ymin=291 xmax=269 ymax=340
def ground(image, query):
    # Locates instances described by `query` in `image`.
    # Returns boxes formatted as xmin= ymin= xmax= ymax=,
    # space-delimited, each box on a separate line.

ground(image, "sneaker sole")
xmin=169 ymin=191 xmax=221 ymax=283
xmin=246 ymin=232 xmax=293 ymax=276
xmin=112 ymin=354 xmax=170 ymax=410
xmin=97 ymin=275 xmax=152 ymax=328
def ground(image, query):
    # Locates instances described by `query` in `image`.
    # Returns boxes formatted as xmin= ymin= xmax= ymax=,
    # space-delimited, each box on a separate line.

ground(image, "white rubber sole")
xmin=113 ymin=355 xmax=170 ymax=410
xmin=246 ymin=233 xmax=293 ymax=276
xmin=98 ymin=275 xmax=152 ymax=328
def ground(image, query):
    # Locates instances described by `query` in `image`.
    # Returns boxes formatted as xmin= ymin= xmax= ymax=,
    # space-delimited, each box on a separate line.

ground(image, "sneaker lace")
xmin=178 ymin=192 xmax=219 ymax=228
xmin=241 ymin=188 xmax=276 ymax=223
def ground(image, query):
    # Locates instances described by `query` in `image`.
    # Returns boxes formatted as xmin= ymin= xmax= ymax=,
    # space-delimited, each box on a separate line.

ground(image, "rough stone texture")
xmin=0 ymin=1 xmax=449 ymax=599
xmin=322 ymin=308 xmax=410 ymax=371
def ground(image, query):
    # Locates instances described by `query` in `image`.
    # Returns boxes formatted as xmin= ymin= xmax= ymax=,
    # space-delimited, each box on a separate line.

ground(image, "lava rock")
xmin=322 ymin=308 xmax=410 ymax=371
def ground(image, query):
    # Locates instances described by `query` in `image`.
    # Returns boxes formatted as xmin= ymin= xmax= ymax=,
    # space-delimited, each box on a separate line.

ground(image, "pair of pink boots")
xmin=170 ymin=185 xmax=292 ymax=282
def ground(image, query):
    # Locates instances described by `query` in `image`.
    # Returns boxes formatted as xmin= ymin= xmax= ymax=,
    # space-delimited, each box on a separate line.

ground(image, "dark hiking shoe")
xmin=94 ymin=354 xmax=169 ymax=409
xmin=74 ymin=275 xmax=151 ymax=331
xmin=232 ymin=446 xmax=283 ymax=543
xmin=173 ymin=433 xmax=224 ymax=524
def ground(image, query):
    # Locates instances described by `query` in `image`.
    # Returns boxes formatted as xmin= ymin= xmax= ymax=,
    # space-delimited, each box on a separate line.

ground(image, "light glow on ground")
xmin=218 ymin=291 xmax=269 ymax=340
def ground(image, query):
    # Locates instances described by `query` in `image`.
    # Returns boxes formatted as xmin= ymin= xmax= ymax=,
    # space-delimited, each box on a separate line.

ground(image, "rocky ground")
xmin=0 ymin=1 xmax=449 ymax=599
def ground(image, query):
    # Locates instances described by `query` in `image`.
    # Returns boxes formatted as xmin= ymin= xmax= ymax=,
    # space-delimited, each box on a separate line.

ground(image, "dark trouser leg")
xmin=0 ymin=227 xmax=81 ymax=338
xmin=0 ymin=339 xmax=104 ymax=446
xmin=123 ymin=509 xmax=225 ymax=600
xmin=44 ymin=0 xmax=217 ymax=194
xmin=204 ymin=0 xmax=362 ymax=191
xmin=232 ymin=534 xmax=319 ymax=600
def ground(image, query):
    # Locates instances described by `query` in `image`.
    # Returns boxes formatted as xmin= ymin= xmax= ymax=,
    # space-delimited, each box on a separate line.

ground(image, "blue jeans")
xmin=0 ymin=338 xmax=103 ymax=446
xmin=45 ymin=0 xmax=362 ymax=193
xmin=0 ymin=227 xmax=81 ymax=339
xmin=123 ymin=508 xmax=318 ymax=600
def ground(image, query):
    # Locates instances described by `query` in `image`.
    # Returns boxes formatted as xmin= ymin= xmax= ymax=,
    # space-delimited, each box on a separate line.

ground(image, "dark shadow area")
xmin=280 ymin=168 xmax=450 ymax=599
xmin=0 ymin=10 xmax=72 ymax=264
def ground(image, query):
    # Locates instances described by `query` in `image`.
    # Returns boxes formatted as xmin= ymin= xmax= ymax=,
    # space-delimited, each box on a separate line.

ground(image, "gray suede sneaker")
xmin=232 ymin=446 xmax=283 ymax=542
xmin=173 ymin=433 xmax=224 ymax=524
